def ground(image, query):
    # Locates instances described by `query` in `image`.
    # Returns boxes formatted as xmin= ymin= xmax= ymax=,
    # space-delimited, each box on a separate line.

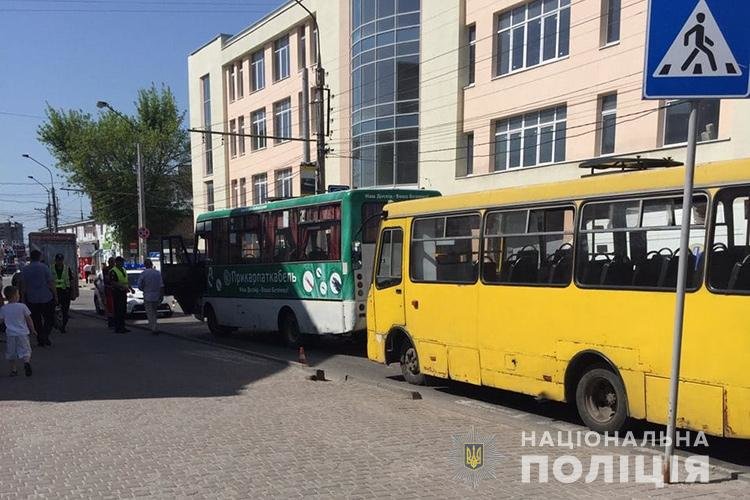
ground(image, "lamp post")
xmin=22 ymin=154 xmax=58 ymax=232
xmin=96 ymin=100 xmax=146 ymax=263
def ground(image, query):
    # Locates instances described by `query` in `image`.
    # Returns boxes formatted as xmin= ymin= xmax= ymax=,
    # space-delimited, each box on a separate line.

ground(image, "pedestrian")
xmin=102 ymin=257 xmax=115 ymax=329
xmin=0 ymin=285 xmax=37 ymax=377
xmin=18 ymin=250 xmax=56 ymax=347
xmin=109 ymin=256 xmax=133 ymax=334
xmin=137 ymin=258 xmax=165 ymax=335
xmin=52 ymin=253 xmax=76 ymax=334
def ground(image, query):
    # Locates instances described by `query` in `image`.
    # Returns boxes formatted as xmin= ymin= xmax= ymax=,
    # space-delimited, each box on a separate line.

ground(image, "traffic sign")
xmin=138 ymin=227 xmax=150 ymax=239
xmin=644 ymin=0 xmax=750 ymax=99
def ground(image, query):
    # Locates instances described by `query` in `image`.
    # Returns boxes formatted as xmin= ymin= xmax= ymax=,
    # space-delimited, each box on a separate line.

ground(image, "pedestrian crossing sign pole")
xmin=643 ymin=0 xmax=749 ymax=484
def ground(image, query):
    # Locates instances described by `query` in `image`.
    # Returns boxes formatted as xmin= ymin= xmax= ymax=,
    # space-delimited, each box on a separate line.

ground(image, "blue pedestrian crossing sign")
xmin=644 ymin=0 xmax=750 ymax=99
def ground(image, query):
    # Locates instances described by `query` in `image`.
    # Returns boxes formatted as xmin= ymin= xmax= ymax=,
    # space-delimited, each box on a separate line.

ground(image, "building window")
xmin=236 ymin=61 xmax=244 ymax=98
xmin=602 ymin=0 xmax=621 ymax=45
xmin=231 ymin=179 xmax=239 ymax=208
xmin=664 ymin=100 xmax=720 ymax=145
xmin=599 ymin=93 xmax=617 ymax=155
xmin=201 ymin=75 xmax=213 ymax=175
xmin=273 ymin=98 xmax=292 ymax=143
xmin=251 ymin=108 xmax=267 ymax=150
xmin=496 ymin=0 xmax=570 ymax=76
xmin=238 ymin=115 xmax=246 ymax=155
xmin=298 ymin=25 xmax=307 ymax=69
xmin=205 ymin=181 xmax=214 ymax=211
xmin=239 ymin=177 xmax=247 ymax=206
xmin=467 ymin=24 xmax=476 ymax=85
xmin=275 ymin=168 xmax=293 ymax=198
xmin=466 ymin=133 xmax=474 ymax=175
xmin=351 ymin=0 xmax=421 ymax=187
xmin=229 ymin=119 xmax=237 ymax=157
xmin=494 ymin=104 xmax=566 ymax=171
xmin=228 ymin=64 xmax=236 ymax=101
xmin=311 ymin=26 xmax=318 ymax=64
xmin=274 ymin=35 xmax=290 ymax=81
xmin=252 ymin=174 xmax=268 ymax=204
xmin=251 ymin=50 xmax=265 ymax=91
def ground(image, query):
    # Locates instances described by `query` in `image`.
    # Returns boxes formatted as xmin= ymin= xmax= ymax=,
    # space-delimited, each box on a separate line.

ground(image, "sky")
xmin=0 ymin=0 xmax=285 ymax=238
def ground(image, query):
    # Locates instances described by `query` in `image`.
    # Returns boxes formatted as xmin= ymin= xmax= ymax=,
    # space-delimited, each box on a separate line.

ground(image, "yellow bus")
xmin=366 ymin=158 xmax=750 ymax=438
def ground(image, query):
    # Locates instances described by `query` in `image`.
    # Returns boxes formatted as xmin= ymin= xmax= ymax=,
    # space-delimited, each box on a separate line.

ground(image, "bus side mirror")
xmin=351 ymin=241 xmax=363 ymax=271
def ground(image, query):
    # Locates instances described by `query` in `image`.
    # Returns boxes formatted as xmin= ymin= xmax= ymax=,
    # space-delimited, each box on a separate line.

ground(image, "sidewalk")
xmin=0 ymin=313 xmax=746 ymax=498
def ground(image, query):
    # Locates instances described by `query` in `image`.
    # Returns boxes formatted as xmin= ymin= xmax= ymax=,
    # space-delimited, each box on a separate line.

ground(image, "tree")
xmin=38 ymin=85 xmax=192 ymax=249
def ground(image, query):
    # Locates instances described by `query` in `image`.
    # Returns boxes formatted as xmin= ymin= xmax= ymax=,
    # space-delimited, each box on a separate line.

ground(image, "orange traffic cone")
xmin=298 ymin=346 xmax=307 ymax=365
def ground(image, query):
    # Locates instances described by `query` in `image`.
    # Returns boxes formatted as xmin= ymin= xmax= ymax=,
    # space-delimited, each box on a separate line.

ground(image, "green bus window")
xmin=271 ymin=209 xmax=299 ymax=262
xmin=708 ymin=187 xmax=750 ymax=293
xmin=298 ymin=204 xmax=341 ymax=261
xmin=483 ymin=206 xmax=574 ymax=286
xmin=411 ymin=213 xmax=480 ymax=284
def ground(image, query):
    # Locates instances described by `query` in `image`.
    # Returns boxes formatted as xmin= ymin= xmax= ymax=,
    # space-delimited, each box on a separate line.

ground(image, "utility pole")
xmin=136 ymin=142 xmax=146 ymax=263
xmin=294 ymin=0 xmax=326 ymax=194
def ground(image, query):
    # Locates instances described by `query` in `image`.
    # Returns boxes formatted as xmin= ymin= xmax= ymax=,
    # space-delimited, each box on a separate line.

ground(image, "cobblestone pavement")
xmin=0 ymin=308 xmax=747 ymax=498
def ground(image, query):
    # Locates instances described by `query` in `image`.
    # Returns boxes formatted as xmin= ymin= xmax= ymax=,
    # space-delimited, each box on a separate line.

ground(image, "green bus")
xmin=161 ymin=189 xmax=438 ymax=345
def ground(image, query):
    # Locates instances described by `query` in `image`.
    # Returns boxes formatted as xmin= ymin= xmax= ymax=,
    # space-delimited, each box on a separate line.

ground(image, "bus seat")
xmin=581 ymin=256 xmax=608 ymax=285
xmin=728 ymin=256 xmax=750 ymax=291
xmin=632 ymin=254 xmax=668 ymax=288
xmin=508 ymin=249 xmax=539 ymax=283
xmin=600 ymin=256 xmax=634 ymax=286
xmin=547 ymin=248 xmax=573 ymax=284
xmin=482 ymin=261 xmax=498 ymax=282
xmin=708 ymin=248 xmax=737 ymax=289
xmin=663 ymin=252 xmax=697 ymax=288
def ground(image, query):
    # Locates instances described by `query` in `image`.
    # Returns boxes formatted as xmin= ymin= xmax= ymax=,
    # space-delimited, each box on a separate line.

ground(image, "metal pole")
xmin=315 ymin=64 xmax=326 ymax=194
xmin=51 ymin=185 xmax=59 ymax=232
xmin=293 ymin=0 xmax=326 ymax=194
xmin=301 ymin=67 xmax=311 ymax=164
xmin=136 ymin=142 xmax=146 ymax=264
xmin=663 ymin=99 xmax=699 ymax=483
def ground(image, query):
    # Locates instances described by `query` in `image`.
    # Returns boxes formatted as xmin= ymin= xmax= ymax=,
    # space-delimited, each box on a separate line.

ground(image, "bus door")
xmin=160 ymin=235 xmax=204 ymax=314
xmin=369 ymin=223 xmax=406 ymax=338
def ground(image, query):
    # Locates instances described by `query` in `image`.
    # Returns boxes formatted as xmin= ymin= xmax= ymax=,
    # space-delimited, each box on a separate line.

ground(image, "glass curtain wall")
xmin=351 ymin=0 xmax=420 ymax=187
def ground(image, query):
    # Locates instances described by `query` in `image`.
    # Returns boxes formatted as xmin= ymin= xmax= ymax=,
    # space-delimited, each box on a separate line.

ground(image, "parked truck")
xmin=27 ymin=232 xmax=79 ymax=329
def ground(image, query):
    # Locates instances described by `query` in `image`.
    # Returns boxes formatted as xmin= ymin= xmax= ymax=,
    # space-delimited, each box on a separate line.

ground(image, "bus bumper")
xmin=367 ymin=330 xmax=386 ymax=364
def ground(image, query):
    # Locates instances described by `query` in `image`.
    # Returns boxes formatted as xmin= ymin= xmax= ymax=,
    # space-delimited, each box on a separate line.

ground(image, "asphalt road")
xmin=27 ymin=278 xmax=750 ymax=476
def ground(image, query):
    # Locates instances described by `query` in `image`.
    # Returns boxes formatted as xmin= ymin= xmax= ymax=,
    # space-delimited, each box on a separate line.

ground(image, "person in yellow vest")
xmin=108 ymin=256 xmax=134 ymax=334
xmin=52 ymin=253 xmax=77 ymax=334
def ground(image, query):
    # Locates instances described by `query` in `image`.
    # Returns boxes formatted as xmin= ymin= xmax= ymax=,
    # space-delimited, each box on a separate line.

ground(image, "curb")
xmin=76 ymin=310 xmax=313 ymax=374
xmin=341 ymin=373 xmax=423 ymax=400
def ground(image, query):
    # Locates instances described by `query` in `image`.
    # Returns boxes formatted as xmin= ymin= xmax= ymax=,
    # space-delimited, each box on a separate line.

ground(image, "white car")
xmin=94 ymin=269 xmax=175 ymax=317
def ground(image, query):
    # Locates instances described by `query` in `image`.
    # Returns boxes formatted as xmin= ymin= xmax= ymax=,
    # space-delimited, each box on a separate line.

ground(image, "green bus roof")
xmin=196 ymin=188 xmax=440 ymax=223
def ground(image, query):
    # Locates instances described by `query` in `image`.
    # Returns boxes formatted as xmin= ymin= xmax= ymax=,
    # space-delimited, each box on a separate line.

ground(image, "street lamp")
xmin=22 ymin=155 xmax=58 ymax=232
xmin=97 ymin=100 xmax=146 ymax=263
xmin=27 ymin=175 xmax=53 ymax=231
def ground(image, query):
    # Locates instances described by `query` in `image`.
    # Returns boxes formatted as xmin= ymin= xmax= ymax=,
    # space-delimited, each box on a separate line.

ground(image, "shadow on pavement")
xmin=0 ymin=310 xmax=295 ymax=403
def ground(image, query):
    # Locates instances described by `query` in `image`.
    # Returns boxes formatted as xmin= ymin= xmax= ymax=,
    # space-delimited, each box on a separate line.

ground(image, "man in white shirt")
xmin=137 ymin=259 xmax=165 ymax=335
